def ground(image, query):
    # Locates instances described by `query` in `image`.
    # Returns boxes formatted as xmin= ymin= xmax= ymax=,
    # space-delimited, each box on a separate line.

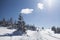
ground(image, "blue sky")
xmin=0 ymin=0 xmax=60 ymax=27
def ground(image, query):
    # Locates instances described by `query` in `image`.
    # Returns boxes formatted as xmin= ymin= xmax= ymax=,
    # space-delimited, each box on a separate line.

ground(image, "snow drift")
xmin=0 ymin=27 xmax=60 ymax=40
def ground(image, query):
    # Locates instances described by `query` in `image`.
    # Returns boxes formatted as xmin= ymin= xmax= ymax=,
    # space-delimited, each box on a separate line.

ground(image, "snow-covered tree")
xmin=17 ymin=13 xmax=26 ymax=32
xmin=51 ymin=26 xmax=56 ymax=33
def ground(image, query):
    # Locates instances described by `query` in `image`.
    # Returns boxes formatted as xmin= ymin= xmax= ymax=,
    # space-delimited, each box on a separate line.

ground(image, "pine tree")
xmin=9 ymin=17 xmax=13 ymax=26
xmin=14 ymin=20 xmax=17 ymax=25
xmin=42 ymin=27 xmax=44 ymax=29
xmin=13 ymin=13 xmax=26 ymax=35
xmin=51 ymin=26 xmax=56 ymax=33
xmin=2 ymin=18 xmax=6 ymax=26
xmin=17 ymin=13 xmax=26 ymax=32
xmin=13 ymin=20 xmax=17 ymax=29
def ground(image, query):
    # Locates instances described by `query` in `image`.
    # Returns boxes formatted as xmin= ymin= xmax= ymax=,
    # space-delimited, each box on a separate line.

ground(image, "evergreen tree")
xmin=13 ymin=20 xmax=17 ymax=29
xmin=42 ymin=27 xmax=44 ymax=29
xmin=9 ymin=17 xmax=13 ymax=26
xmin=17 ymin=13 xmax=26 ymax=32
xmin=56 ymin=27 xmax=60 ymax=33
xmin=2 ymin=18 xmax=6 ymax=26
xmin=51 ymin=26 xmax=56 ymax=33
xmin=14 ymin=20 xmax=17 ymax=25
xmin=0 ymin=21 xmax=2 ymax=26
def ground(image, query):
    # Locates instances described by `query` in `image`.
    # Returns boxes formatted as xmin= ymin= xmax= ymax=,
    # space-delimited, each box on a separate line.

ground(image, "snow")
xmin=40 ymin=29 xmax=60 ymax=40
xmin=0 ymin=27 xmax=16 ymax=35
xmin=0 ymin=27 xmax=60 ymax=40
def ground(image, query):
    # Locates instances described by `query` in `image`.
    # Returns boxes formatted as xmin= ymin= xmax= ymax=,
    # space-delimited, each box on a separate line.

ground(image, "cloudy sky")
xmin=0 ymin=0 xmax=60 ymax=27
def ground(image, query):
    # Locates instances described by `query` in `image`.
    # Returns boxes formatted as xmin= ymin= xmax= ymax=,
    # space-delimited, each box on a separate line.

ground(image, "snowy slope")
xmin=0 ymin=27 xmax=60 ymax=40
xmin=0 ymin=27 xmax=16 ymax=35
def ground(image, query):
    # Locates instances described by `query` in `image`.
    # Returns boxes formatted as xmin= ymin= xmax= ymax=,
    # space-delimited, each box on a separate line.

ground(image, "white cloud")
xmin=20 ymin=8 xmax=34 ymax=14
xmin=37 ymin=3 xmax=44 ymax=10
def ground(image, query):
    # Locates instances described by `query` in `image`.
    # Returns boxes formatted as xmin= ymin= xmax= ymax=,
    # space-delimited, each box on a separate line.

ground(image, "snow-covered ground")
xmin=0 ymin=27 xmax=60 ymax=40
xmin=0 ymin=27 xmax=16 ymax=35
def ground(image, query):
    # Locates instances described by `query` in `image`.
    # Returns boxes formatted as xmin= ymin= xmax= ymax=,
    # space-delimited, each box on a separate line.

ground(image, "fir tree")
xmin=2 ymin=18 xmax=6 ymax=26
xmin=9 ymin=17 xmax=13 ymax=26
xmin=17 ymin=13 xmax=26 ymax=32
